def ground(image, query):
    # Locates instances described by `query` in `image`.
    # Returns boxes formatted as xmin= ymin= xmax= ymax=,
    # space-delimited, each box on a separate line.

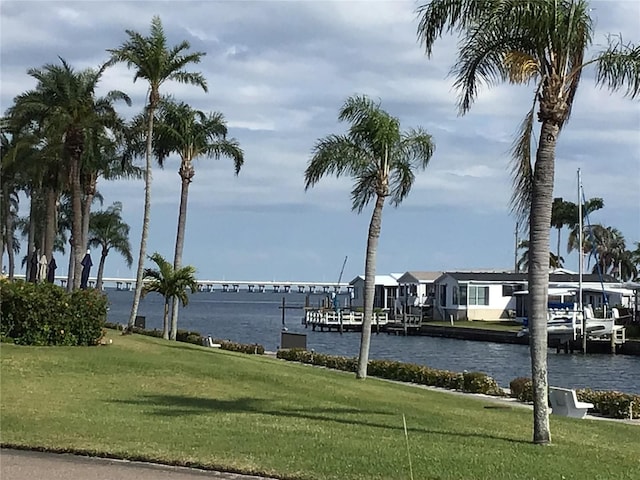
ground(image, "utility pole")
xmin=514 ymin=222 xmax=519 ymax=273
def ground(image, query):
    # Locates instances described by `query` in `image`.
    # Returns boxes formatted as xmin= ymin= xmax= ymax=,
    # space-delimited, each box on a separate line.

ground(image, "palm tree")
xmin=517 ymin=240 xmax=564 ymax=273
xmin=88 ymin=202 xmax=133 ymax=291
xmin=550 ymin=198 xmax=573 ymax=259
xmin=141 ymin=252 xmax=198 ymax=340
xmin=153 ymin=98 xmax=243 ymax=340
xmin=304 ymin=94 xmax=435 ymax=379
xmin=630 ymin=242 xmax=640 ymax=281
xmin=108 ymin=15 xmax=207 ymax=331
xmin=8 ymin=58 xmax=130 ymax=290
xmin=566 ymin=197 xmax=604 ymax=258
xmin=416 ymin=0 xmax=639 ymax=444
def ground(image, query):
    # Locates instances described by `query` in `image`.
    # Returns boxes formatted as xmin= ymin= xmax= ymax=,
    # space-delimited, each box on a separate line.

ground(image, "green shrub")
xmin=509 ymin=377 xmax=533 ymax=402
xmin=463 ymin=371 xmax=505 ymax=396
xmin=0 ymin=279 xmax=106 ymax=346
xmin=576 ymin=389 xmax=640 ymax=419
xmin=277 ymin=350 xmax=505 ymax=396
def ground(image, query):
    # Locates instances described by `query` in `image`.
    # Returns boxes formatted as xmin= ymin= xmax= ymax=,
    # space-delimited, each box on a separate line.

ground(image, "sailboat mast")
xmin=578 ymin=169 xmax=586 ymax=353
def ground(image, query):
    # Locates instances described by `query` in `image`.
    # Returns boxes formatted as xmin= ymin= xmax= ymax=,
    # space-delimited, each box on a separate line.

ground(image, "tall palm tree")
xmin=141 ymin=252 xmax=198 ymax=340
xmin=416 ymin=0 xmax=639 ymax=444
xmin=304 ymin=94 xmax=435 ymax=379
xmin=582 ymin=225 xmax=636 ymax=281
xmin=566 ymin=197 xmax=604 ymax=258
xmin=550 ymin=198 xmax=573 ymax=259
xmin=8 ymin=58 xmax=130 ymax=290
xmin=630 ymin=242 xmax=640 ymax=281
xmin=517 ymin=240 xmax=564 ymax=273
xmin=108 ymin=15 xmax=207 ymax=330
xmin=153 ymin=98 xmax=243 ymax=340
xmin=88 ymin=202 xmax=133 ymax=291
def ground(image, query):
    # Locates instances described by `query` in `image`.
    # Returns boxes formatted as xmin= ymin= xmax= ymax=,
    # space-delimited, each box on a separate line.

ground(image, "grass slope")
xmin=1 ymin=332 xmax=638 ymax=480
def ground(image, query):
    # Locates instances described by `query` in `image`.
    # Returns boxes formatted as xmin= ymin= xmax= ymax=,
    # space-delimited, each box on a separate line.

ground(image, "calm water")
xmin=106 ymin=289 xmax=640 ymax=394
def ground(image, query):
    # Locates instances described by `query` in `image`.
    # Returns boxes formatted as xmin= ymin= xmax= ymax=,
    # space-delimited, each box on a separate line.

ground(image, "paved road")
xmin=0 ymin=449 xmax=279 ymax=480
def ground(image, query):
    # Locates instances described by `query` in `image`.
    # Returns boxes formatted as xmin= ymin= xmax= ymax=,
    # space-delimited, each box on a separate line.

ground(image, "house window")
xmin=502 ymin=285 xmax=516 ymax=297
xmin=439 ymin=285 xmax=447 ymax=307
xmin=469 ymin=286 xmax=489 ymax=306
xmin=452 ymin=286 xmax=458 ymax=305
xmin=459 ymin=286 xmax=467 ymax=306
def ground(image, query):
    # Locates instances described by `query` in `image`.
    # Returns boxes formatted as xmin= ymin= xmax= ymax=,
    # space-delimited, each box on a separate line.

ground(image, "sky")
xmin=1 ymin=0 xmax=639 ymax=284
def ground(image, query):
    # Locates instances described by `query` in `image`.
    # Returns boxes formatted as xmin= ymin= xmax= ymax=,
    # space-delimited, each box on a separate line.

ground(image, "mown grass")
xmin=1 ymin=332 xmax=638 ymax=480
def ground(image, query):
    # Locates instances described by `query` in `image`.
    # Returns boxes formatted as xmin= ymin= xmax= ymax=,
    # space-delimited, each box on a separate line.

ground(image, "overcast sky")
xmin=1 ymin=0 xmax=639 ymax=283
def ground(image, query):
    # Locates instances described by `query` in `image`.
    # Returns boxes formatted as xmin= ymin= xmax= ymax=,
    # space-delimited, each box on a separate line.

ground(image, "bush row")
xmin=1 ymin=280 xmax=107 ymax=346
xmin=509 ymin=377 xmax=639 ymax=419
xmin=276 ymin=349 xmax=505 ymax=396
xmin=104 ymin=323 xmax=265 ymax=355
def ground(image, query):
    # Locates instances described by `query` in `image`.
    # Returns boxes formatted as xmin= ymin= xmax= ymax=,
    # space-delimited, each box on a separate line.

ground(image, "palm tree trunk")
xmin=128 ymin=106 xmax=156 ymax=329
xmin=96 ymin=248 xmax=108 ymax=291
xmin=556 ymin=227 xmax=561 ymax=261
xmin=4 ymin=192 xmax=15 ymax=279
xmin=71 ymin=157 xmax=84 ymax=290
xmin=170 ymin=167 xmax=192 ymax=340
xmin=81 ymin=173 xmax=97 ymax=256
xmin=356 ymin=194 xmax=385 ymax=379
xmin=44 ymin=187 xmax=58 ymax=262
xmin=27 ymin=191 xmax=37 ymax=282
xmin=529 ymin=119 xmax=558 ymax=445
xmin=163 ymin=299 xmax=170 ymax=340
xmin=66 ymin=239 xmax=74 ymax=291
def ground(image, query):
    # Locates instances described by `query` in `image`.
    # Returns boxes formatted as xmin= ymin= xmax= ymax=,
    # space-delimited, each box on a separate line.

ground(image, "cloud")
xmin=1 ymin=0 xmax=639 ymax=281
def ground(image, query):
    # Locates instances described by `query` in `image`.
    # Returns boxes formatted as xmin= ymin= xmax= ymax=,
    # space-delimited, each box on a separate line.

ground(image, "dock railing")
xmin=304 ymin=309 xmax=389 ymax=331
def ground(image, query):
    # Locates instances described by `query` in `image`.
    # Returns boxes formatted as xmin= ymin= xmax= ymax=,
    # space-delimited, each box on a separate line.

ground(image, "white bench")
xmin=549 ymin=387 xmax=594 ymax=418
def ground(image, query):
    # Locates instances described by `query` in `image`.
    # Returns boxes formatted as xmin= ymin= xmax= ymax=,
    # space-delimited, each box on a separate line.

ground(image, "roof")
xmin=349 ymin=275 xmax=399 ymax=287
xmin=438 ymin=271 xmax=619 ymax=284
xmin=396 ymin=271 xmax=443 ymax=283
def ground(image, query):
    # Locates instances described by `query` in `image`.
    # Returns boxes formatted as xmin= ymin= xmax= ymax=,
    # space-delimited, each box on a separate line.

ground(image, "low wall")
xmin=418 ymin=325 xmax=640 ymax=356
xmin=418 ymin=325 xmax=528 ymax=345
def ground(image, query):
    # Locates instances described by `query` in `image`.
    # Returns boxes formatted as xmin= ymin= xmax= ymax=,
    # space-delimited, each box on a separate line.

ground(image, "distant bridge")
xmin=13 ymin=275 xmax=351 ymax=294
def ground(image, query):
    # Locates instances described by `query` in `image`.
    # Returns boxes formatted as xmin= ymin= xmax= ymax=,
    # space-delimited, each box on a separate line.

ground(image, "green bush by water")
xmin=0 ymin=279 xmax=107 ymax=346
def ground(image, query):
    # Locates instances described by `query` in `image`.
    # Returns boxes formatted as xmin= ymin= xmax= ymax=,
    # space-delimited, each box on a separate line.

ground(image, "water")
xmin=106 ymin=290 xmax=640 ymax=394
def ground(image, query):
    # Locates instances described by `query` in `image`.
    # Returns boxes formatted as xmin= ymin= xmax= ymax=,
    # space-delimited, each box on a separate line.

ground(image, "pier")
xmin=303 ymin=309 xmax=390 ymax=332
xmin=19 ymin=275 xmax=351 ymax=294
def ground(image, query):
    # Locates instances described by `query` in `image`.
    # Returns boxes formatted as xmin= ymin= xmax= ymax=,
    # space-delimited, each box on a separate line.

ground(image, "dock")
xmin=303 ymin=309 xmax=390 ymax=332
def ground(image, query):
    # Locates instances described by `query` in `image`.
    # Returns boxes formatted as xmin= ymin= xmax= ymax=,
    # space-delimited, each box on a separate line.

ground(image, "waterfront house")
xmin=433 ymin=271 xmax=527 ymax=321
xmin=395 ymin=271 xmax=442 ymax=307
xmin=432 ymin=270 xmax=626 ymax=322
xmin=349 ymin=274 xmax=402 ymax=311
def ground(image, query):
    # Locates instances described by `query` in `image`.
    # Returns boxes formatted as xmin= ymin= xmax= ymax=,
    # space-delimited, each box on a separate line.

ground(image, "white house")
xmin=349 ymin=274 xmax=402 ymax=310
xmin=434 ymin=270 xmax=628 ymax=322
xmin=395 ymin=271 xmax=442 ymax=308
xmin=433 ymin=272 xmax=527 ymax=321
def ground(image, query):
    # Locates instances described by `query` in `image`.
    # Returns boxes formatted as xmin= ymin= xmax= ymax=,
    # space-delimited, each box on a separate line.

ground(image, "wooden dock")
xmin=303 ymin=309 xmax=390 ymax=332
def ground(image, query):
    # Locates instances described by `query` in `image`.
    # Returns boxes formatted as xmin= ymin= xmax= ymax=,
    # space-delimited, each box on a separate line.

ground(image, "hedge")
xmin=0 ymin=279 xmax=107 ymax=346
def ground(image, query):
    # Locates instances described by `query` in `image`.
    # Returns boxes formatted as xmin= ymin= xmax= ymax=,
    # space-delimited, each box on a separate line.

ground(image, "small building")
xmin=434 ymin=270 xmax=627 ymax=322
xmin=395 ymin=271 xmax=442 ymax=306
xmin=349 ymin=274 xmax=402 ymax=311
xmin=433 ymin=271 xmax=527 ymax=321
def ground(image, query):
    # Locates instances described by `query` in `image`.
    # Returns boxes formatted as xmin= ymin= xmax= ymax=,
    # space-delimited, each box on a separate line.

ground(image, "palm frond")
xmin=509 ymin=100 xmax=536 ymax=224
xmin=416 ymin=0 xmax=494 ymax=57
xmin=595 ymin=35 xmax=640 ymax=99
xmin=305 ymin=135 xmax=363 ymax=189
xmin=504 ymin=51 xmax=540 ymax=83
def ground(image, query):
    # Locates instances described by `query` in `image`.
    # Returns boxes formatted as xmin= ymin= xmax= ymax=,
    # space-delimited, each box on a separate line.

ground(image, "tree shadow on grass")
xmin=110 ymin=394 xmax=529 ymax=445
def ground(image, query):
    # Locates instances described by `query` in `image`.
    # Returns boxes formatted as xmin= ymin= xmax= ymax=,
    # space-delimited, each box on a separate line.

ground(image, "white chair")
xmin=549 ymin=387 xmax=594 ymax=418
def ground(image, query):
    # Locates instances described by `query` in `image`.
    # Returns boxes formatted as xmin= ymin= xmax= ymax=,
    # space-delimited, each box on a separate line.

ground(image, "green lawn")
xmin=1 ymin=332 xmax=638 ymax=480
